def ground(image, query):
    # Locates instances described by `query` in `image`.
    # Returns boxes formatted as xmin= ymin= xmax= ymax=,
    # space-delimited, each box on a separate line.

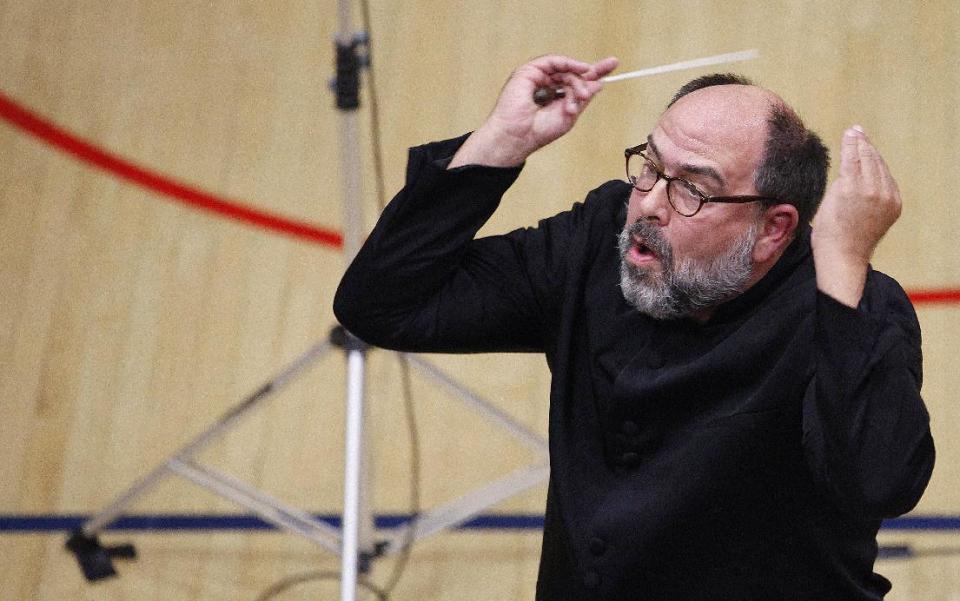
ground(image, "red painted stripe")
xmin=2 ymin=91 xmax=960 ymax=306
xmin=0 ymin=91 xmax=342 ymax=248
xmin=909 ymin=289 xmax=960 ymax=306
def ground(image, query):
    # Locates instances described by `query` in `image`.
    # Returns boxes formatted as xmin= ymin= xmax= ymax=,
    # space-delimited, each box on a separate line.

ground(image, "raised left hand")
xmin=812 ymin=126 xmax=902 ymax=306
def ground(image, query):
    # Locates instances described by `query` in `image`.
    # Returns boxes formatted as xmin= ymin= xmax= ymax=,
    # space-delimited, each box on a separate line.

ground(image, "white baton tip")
xmin=601 ymin=49 xmax=761 ymax=84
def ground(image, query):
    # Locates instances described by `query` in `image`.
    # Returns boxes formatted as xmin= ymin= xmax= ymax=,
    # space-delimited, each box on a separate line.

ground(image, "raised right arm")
xmin=332 ymin=134 xmax=592 ymax=353
xmin=333 ymin=56 xmax=617 ymax=352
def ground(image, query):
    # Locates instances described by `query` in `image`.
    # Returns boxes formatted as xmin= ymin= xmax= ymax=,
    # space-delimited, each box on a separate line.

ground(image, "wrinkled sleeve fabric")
xmin=803 ymin=274 xmax=935 ymax=519
xmin=333 ymin=135 xmax=582 ymax=353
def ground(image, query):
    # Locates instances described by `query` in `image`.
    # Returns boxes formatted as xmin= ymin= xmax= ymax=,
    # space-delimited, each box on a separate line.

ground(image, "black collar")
xmin=707 ymin=222 xmax=813 ymax=324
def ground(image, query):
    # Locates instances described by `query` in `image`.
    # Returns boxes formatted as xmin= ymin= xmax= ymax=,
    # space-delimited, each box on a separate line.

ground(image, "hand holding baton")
xmin=533 ymin=49 xmax=760 ymax=106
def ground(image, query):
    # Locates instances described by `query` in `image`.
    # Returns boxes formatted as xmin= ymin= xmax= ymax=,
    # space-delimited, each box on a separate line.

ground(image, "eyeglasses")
xmin=624 ymin=143 xmax=780 ymax=217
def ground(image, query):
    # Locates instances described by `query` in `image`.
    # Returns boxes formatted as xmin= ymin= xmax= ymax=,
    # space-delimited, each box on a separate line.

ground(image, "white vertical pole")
xmin=335 ymin=2 xmax=374 ymax=599
xmin=340 ymin=347 xmax=366 ymax=601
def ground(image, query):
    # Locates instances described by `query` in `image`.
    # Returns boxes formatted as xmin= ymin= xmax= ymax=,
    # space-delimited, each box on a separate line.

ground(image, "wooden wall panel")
xmin=1 ymin=1 xmax=958 ymax=599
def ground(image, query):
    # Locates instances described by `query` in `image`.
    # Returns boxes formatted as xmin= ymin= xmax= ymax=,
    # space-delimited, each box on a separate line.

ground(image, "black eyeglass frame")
xmin=624 ymin=143 xmax=781 ymax=217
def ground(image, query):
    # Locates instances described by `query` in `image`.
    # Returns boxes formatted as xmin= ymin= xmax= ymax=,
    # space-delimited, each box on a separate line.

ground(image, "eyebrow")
xmin=646 ymin=135 xmax=726 ymax=189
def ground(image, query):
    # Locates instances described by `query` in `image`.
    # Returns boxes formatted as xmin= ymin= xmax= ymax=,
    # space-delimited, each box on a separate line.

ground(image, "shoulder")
xmin=584 ymin=179 xmax=631 ymax=212
xmin=543 ymin=180 xmax=629 ymax=233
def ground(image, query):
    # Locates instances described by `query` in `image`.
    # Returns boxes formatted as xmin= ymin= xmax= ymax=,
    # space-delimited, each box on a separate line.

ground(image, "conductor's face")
xmin=619 ymin=84 xmax=773 ymax=320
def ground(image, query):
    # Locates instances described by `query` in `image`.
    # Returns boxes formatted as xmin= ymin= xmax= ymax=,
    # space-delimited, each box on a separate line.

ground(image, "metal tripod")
xmin=66 ymin=3 xmax=549 ymax=600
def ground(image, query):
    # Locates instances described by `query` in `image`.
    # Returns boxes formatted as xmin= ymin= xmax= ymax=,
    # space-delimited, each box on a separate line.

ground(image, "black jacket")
xmin=334 ymin=135 xmax=935 ymax=600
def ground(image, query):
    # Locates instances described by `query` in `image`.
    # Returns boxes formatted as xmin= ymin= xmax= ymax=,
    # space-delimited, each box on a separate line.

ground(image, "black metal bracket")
xmin=330 ymin=325 xmax=369 ymax=352
xmin=333 ymin=32 xmax=369 ymax=110
xmin=65 ymin=530 xmax=137 ymax=582
xmin=358 ymin=540 xmax=391 ymax=574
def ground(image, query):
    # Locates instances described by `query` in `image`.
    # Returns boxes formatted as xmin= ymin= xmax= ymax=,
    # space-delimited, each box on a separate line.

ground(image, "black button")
xmin=589 ymin=537 xmax=607 ymax=556
xmin=620 ymin=451 xmax=640 ymax=467
xmin=620 ymin=420 xmax=639 ymax=436
xmin=583 ymin=569 xmax=600 ymax=589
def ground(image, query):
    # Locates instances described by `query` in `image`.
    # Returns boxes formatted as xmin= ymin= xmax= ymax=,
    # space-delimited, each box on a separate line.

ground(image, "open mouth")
xmin=629 ymin=235 xmax=660 ymax=265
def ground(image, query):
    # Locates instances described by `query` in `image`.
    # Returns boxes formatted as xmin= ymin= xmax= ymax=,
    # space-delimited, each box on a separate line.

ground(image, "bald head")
xmin=661 ymin=74 xmax=829 ymax=223
xmin=664 ymin=84 xmax=778 ymax=187
xmin=668 ymin=82 xmax=780 ymax=136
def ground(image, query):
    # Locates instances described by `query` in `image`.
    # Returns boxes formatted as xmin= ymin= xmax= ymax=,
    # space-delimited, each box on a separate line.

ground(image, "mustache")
xmin=620 ymin=220 xmax=672 ymax=262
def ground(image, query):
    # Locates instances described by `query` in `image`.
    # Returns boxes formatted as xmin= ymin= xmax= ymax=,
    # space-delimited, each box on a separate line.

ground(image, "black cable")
xmin=379 ymin=355 xmax=422 ymax=596
xmin=360 ymin=0 xmax=388 ymax=211
xmin=252 ymin=570 xmax=387 ymax=601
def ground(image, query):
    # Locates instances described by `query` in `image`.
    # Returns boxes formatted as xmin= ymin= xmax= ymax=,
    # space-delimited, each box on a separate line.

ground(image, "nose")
xmin=626 ymin=178 xmax=672 ymax=226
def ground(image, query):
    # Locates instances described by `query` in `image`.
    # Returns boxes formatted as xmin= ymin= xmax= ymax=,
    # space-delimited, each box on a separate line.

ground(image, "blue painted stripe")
xmin=1 ymin=513 xmax=957 ymax=533
xmin=0 ymin=513 xmax=545 ymax=532
xmin=881 ymin=516 xmax=960 ymax=530
xmin=876 ymin=545 xmax=913 ymax=559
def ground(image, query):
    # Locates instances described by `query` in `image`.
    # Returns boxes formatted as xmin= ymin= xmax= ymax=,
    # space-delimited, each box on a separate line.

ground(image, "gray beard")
xmin=618 ymin=220 xmax=758 ymax=320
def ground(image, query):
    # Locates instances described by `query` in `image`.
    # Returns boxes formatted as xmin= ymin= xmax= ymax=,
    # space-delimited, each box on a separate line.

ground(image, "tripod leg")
xmin=67 ymin=340 xmax=334 ymax=580
xmin=404 ymin=353 xmax=549 ymax=454
xmin=340 ymin=347 xmax=368 ymax=601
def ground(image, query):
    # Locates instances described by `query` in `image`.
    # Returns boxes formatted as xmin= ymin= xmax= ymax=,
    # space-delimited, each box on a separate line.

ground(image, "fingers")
xmin=589 ymin=56 xmax=620 ymax=80
xmin=553 ymin=71 xmax=600 ymax=102
xmin=526 ymin=54 xmax=618 ymax=108
xmin=531 ymin=54 xmax=618 ymax=79
xmin=835 ymin=125 xmax=903 ymax=225
xmin=840 ymin=126 xmax=884 ymax=187
xmin=853 ymin=126 xmax=883 ymax=185
xmin=838 ymin=126 xmax=864 ymax=179
xmin=842 ymin=126 xmax=899 ymax=197
xmin=528 ymin=55 xmax=594 ymax=79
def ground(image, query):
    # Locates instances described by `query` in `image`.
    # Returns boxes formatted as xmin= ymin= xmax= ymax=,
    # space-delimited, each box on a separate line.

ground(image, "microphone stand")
xmin=333 ymin=3 xmax=373 ymax=597
xmin=65 ymin=3 xmax=549 ymax=600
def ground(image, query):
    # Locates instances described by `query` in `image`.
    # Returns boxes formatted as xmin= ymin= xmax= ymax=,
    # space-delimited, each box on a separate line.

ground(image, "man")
xmin=334 ymin=55 xmax=934 ymax=599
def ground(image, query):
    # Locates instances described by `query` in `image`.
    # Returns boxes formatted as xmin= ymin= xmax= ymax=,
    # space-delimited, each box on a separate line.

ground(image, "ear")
xmin=752 ymin=203 xmax=799 ymax=265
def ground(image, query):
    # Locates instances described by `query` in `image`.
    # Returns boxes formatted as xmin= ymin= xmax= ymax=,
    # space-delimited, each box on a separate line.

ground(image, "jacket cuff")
xmin=405 ymin=133 xmax=524 ymax=186
xmin=815 ymin=288 xmax=885 ymax=375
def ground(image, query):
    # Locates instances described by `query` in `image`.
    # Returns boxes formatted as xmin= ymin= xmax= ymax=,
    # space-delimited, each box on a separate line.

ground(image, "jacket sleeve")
xmin=333 ymin=135 xmax=583 ymax=353
xmin=802 ymin=273 xmax=935 ymax=519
